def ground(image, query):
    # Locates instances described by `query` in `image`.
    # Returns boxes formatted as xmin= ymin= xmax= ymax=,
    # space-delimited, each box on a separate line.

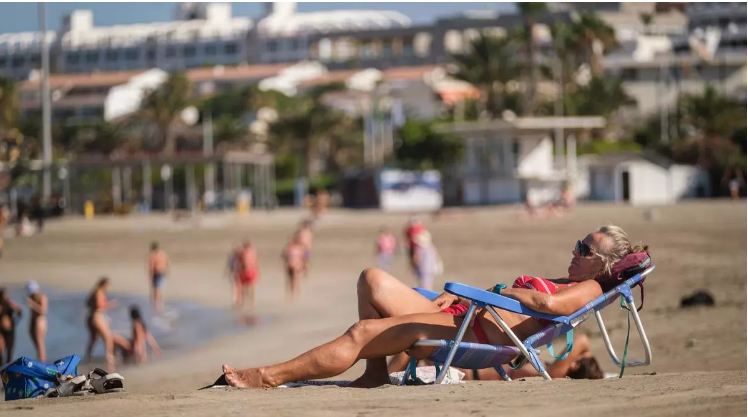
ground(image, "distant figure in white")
xmin=412 ymin=231 xmax=442 ymax=291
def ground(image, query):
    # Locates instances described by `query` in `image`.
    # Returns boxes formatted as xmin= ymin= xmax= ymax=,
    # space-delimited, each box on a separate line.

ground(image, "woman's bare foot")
xmin=221 ymin=364 xmax=270 ymax=388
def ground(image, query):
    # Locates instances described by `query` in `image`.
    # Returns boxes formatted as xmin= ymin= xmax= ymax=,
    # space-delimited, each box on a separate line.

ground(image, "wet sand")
xmin=0 ymin=200 xmax=745 ymax=416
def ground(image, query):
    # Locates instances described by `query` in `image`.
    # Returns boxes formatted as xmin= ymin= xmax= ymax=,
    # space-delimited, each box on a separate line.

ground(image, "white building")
xmin=581 ymin=153 xmax=710 ymax=204
xmin=1 ymin=4 xmax=252 ymax=79
xmin=439 ymin=117 xmax=606 ymax=205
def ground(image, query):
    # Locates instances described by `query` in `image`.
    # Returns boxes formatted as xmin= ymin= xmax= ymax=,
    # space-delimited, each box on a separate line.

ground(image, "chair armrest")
xmin=444 ymin=282 xmax=569 ymax=324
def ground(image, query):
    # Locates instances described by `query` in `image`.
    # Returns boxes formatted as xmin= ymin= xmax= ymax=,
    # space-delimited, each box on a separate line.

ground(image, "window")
xmin=11 ymin=55 xmax=24 ymax=68
xmin=621 ymin=68 xmax=637 ymax=80
xmin=0 ymin=56 xmax=6 ymax=67
xmin=105 ymin=49 xmax=119 ymax=61
xmin=66 ymin=52 xmax=80 ymax=65
xmin=85 ymin=50 xmax=98 ymax=63
xmin=146 ymin=49 xmax=156 ymax=61
xmin=166 ymin=46 xmax=176 ymax=58
xmin=266 ymin=40 xmax=278 ymax=52
xmin=124 ymin=48 xmax=138 ymax=61
xmin=183 ymin=45 xmax=196 ymax=58
xmin=205 ymin=43 xmax=217 ymax=56
xmin=224 ymin=42 xmax=238 ymax=54
xmin=29 ymin=54 xmax=40 ymax=66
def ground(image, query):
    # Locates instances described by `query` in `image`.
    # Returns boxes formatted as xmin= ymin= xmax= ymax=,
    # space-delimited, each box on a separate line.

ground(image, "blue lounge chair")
xmin=403 ymin=265 xmax=655 ymax=384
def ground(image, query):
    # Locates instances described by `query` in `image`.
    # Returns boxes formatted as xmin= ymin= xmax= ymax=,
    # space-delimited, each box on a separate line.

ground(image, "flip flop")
xmin=89 ymin=368 xmax=125 ymax=394
xmin=199 ymin=374 xmax=228 ymax=390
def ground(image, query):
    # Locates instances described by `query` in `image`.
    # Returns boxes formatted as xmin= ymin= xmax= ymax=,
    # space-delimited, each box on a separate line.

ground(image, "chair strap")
xmin=546 ymin=329 xmax=574 ymax=361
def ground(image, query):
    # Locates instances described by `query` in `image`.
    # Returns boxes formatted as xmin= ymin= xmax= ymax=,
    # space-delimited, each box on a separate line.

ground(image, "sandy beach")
xmin=0 ymin=200 xmax=745 ymax=416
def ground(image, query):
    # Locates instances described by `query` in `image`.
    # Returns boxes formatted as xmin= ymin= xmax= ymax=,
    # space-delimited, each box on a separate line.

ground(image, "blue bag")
xmin=1 ymin=355 xmax=80 ymax=401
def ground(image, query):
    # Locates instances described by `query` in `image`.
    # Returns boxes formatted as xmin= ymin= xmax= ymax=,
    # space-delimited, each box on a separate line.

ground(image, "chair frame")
xmin=403 ymin=266 xmax=655 ymax=384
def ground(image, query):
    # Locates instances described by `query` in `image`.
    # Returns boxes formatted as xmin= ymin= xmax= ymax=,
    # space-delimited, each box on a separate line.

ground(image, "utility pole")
xmin=38 ymin=3 xmax=53 ymax=201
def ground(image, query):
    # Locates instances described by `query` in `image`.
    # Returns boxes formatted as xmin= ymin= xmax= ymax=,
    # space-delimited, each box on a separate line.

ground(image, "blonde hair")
xmin=595 ymin=225 xmax=648 ymax=275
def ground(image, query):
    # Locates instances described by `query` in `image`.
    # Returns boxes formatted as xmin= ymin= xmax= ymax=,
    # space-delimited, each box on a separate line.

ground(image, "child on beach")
xmin=234 ymin=241 xmax=259 ymax=310
xmin=127 ymin=305 xmax=161 ymax=364
xmin=282 ymin=231 xmax=307 ymax=299
xmin=375 ymin=227 xmax=398 ymax=271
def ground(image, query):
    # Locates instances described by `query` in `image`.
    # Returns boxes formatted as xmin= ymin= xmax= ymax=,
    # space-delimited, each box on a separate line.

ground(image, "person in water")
xmin=85 ymin=277 xmax=125 ymax=371
xmin=127 ymin=305 xmax=161 ymax=364
xmin=0 ymin=287 xmax=22 ymax=366
xmin=25 ymin=281 xmax=48 ymax=362
xmin=147 ymin=241 xmax=170 ymax=313
xmin=219 ymin=225 xmax=647 ymax=388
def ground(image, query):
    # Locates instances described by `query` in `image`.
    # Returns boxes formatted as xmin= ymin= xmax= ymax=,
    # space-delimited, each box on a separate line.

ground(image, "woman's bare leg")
xmin=352 ymin=268 xmax=440 ymax=387
xmin=222 ymin=311 xmax=481 ymax=388
xmin=31 ymin=317 xmax=47 ymax=362
xmin=91 ymin=314 xmax=116 ymax=371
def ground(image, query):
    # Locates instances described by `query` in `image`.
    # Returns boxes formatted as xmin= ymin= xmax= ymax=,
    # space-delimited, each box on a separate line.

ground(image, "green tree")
xmin=567 ymin=12 xmax=617 ymax=76
xmin=450 ymin=32 xmax=521 ymax=117
xmin=139 ymin=72 xmax=191 ymax=156
xmin=0 ymin=76 xmax=23 ymax=164
xmin=564 ymin=76 xmax=632 ymax=117
xmin=268 ymin=83 xmax=361 ymax=178
xmin=395 ymin=119 xmax=463 ymax=170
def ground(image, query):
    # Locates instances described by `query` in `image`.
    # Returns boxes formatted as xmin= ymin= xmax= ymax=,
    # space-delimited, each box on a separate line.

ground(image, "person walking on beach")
xmin=25 ymin=281 xmax=48 ymax=362
xmin=127 ymin=305 xmax=161 ymax=364
xmin=85 ymin=277 xmax=124 ymax=372
xmin=235 ymin=240 xmax=259 ymax=310
xmin=282 ymin=231 xmax=307 ymax=299
xmin=0 ymin=287 xmax=22 ymax=366
xmin=147 ymin=241 xmax=170 ymax=313
xmin=412 ymin=231 xmax=442 ymax=291
xmin=375 ymin=227 xmax=398 ymax=271
xmin=404 ymin=217 xmax=425 ymax=275
xmin=297 ymin=220 xmax=314 ymax=276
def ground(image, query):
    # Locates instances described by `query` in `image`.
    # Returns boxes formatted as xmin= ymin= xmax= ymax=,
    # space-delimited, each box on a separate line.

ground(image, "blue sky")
xmin=0 ymin=2 xmax=517 ymax=33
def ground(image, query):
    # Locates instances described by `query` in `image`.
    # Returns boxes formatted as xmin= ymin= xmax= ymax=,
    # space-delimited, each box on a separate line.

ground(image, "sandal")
xmin=89 ymin=368 xmax=125 ymax=394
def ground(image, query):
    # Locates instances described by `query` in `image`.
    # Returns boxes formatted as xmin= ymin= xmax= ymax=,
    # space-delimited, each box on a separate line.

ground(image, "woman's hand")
xmin=433 ymin=292 xmax=459 ymax=309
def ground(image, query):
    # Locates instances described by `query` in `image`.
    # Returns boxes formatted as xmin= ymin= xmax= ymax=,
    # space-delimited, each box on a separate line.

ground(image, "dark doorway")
xmin=621 ymin=171 xmax=630 ymax=202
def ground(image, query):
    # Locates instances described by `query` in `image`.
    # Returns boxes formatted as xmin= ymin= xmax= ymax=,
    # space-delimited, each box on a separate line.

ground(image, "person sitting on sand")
xmin=26 ymin=281 xmax=48 ymax=362
xmin=219 ymin=225 xmax=647 ymax=388
xmin=127 ymin=305 xmax=161 ymax=364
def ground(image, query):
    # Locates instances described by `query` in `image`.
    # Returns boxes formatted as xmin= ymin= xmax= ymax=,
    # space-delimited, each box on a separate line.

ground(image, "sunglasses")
xmin=574 ymin=240 xmax=593 ymax=257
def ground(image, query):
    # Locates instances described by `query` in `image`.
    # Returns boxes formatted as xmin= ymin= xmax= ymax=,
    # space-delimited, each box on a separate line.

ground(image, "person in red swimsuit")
xmin=218 ymin=225 xmax=647 ymax=388
xmin=234 ymin=240 xmax=259 ymax=310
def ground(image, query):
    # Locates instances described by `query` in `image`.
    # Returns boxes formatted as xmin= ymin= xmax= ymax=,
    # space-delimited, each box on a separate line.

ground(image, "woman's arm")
xmin=501 ymin=280 xmax=603 ymax=316
xmin=146 ymin=332 xmax=161 ymax=356
xmin=27 ymin=295 xmax=47 ymax=314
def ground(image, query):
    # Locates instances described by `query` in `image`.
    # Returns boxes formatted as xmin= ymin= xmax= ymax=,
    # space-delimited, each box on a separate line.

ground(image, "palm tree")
xmin=450 ymin=32 xmax=520 ymax=118
xmin=567 ymin=12 xmax=617 ymax=76
xmin=268 ymin=83 xmax=357 ymax=178
xmin=517 ymin=2 xmax=547 ymax=115
xmin=139 ymin=72 xmax=191 ymax=156
xmin=0 ymin=76 xmax=23 ymax=164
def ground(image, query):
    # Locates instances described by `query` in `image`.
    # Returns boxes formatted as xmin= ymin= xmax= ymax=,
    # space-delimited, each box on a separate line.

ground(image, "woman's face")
xmin=567 ymin=232 xmax=609 ymax=282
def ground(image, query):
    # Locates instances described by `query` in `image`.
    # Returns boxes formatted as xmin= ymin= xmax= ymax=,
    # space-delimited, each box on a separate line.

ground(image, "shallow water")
xmin=3 ymin=286 xmax=264 ymax=366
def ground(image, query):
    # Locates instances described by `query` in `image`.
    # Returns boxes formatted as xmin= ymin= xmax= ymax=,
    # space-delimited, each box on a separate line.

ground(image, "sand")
xmin=0 ymin=200 xmax=745 ymax=416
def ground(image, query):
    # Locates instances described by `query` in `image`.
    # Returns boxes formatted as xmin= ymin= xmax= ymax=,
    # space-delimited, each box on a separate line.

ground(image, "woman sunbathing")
xmin=221 ymin=225 xmax=647 ymax=388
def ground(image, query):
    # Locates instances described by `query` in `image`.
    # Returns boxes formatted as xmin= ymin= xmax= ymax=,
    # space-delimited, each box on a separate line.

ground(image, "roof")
xmin=257 ymin=10 xmax=410 ymax=37
xmin=438 ymin=116 xmax=607 ymax=134
xmin=20 ymin=70 xmax=144 ymax=91
xmin=583 ymin=151 xmax=673 ymax=169
xmin=300 ymin=65 xmax=440 ymax=87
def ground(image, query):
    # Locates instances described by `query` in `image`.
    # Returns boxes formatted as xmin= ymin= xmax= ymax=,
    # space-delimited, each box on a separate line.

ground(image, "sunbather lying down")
xmin=220 ymin=225 xmax=647 ymax=388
